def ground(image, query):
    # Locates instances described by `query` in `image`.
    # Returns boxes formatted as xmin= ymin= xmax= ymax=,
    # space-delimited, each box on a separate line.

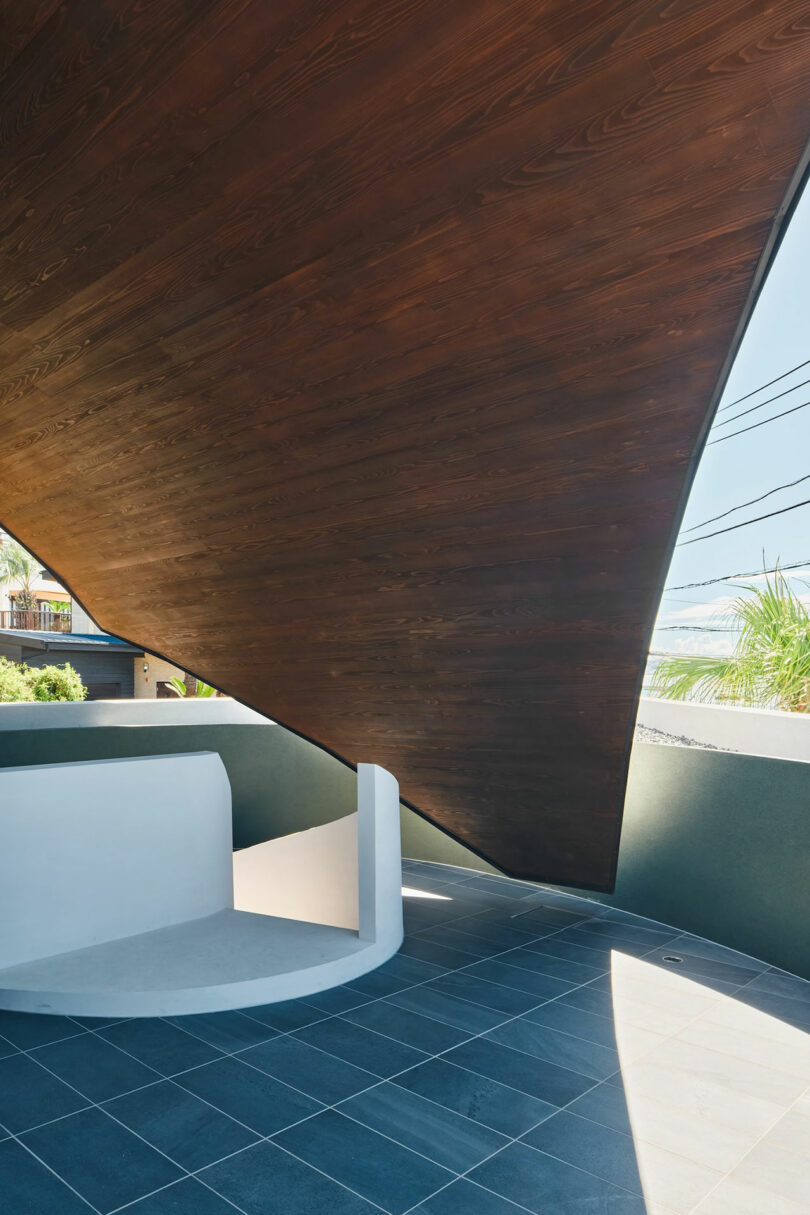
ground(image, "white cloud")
xmin=656 ymin=595 xmax=737 ymax=627
xmin=651 ymin=634 xmax=735 ymax=658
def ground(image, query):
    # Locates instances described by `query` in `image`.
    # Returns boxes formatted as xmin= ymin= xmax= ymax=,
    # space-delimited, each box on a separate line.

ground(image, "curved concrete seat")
xmin=0 ymin=909 xmax=396 ymax=1017
xmin=0 ymin=755 xmax=402 ymax=1016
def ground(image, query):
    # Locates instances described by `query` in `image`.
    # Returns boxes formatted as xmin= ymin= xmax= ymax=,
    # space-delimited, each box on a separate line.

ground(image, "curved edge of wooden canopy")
xmin=2 ymin=2 xmax=810 ymax=890
xmin=4 ymin=141 xmax=809 ymax=894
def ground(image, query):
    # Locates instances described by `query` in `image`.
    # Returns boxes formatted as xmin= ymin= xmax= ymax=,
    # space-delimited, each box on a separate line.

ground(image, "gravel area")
xmin=634 ymin=724 xmax=736 ymax=751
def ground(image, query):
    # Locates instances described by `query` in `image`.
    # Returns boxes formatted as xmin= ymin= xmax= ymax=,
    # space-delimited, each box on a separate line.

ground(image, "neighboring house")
xmin=0 ymin=629 xmax=144 ymax=699
xmin=0 ymin=534 xmax=185 ymax=698
xmin=0 ymin=551 xmax=71 ymax=631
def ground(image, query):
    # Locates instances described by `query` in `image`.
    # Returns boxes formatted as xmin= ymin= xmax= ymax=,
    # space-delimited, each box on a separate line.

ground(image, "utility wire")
xmin=713 ymin=375 xmax=810 ymax=430
xmin=648 ymin=650 xmax=727 ymax=658
xmin=716 ymin=356 xmax=810 ymax=414
xmin=681 ymin=471 xmax=810 ymax=534
xmin=665 ymin=557 xmax=810 ymax=591
xmin=658 ymin=626 xmax=735 ymax=632
xmin=707 ymin=396 xmax=810 ymax=446
xmin=678 ymin=496 xmax=810 ymax=546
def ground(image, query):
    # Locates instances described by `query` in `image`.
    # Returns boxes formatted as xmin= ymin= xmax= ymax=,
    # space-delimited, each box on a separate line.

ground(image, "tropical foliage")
xmin=29 ymin=663 xmax=86 ymax=702
xmin=0 ymin=657 xmax=37 ymax=701
xmin=167 ymin=675 xmax=216 ymax=698
xmin=0 ymin=538 xmax=42 ymax=610
xmin=0 ymin=658 xmax=86 ymax=702
xmin=652 ymin=569 xmax=810 ymax=711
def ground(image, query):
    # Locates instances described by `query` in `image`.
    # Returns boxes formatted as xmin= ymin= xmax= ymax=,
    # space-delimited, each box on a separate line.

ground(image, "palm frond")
xmin=652 ymin=565 xmax=810 ymax=711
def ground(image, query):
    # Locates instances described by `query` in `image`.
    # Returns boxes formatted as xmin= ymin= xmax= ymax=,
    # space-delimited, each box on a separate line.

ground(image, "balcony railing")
xmin=0 ymin=609 xmax=72 ymax=633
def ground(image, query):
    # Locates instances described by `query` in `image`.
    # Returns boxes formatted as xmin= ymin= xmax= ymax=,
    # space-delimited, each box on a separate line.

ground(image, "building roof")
xmin=0 ymin=630 xmax=143 ymax=654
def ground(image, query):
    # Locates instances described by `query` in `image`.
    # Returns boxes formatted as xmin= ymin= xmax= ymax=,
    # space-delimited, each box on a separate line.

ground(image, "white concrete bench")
xmin=0 ymin=753 xmax=402 ymax=1016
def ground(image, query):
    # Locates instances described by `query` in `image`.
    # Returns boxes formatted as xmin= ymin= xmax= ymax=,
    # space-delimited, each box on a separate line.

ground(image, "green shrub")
xmin=0 ymin=656 xmax=34 ymax=701
xmin=28 ymin=663 xmax=86 ymax=702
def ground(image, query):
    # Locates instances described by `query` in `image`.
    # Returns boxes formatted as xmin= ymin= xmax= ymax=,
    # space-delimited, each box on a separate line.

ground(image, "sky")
xmin=652 ymin=180 xmax=810 ymax=661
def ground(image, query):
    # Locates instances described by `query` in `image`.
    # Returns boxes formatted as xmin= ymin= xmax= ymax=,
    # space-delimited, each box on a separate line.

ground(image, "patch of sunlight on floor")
xmin=610 ymin=951 xmax=810 ymax=1214
xmin=401 ymin=885 xmax=451 ymax=900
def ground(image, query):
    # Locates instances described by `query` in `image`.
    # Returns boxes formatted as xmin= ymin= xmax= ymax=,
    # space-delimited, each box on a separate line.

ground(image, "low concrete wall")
xmin=637 ymin=695 xmax=810 ymax=762
xmin=0 ymin=697 xmax=268 ymax=729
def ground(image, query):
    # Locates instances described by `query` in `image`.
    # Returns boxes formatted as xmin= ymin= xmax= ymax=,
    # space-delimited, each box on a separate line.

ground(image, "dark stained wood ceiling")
xmin=1 ymin=1 xmax=808 ymax=887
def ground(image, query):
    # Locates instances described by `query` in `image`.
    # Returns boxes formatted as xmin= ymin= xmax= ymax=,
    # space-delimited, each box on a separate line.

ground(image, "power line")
xmin=713 ymin=375 xmax=810 ymax=430
xmin=681 ymin=471 xmax=810 ymax=534
xmin=665 ymin=557 xmax=810 ymax=591
xmin=716 ymin=356 xmax=810 ymax=414
xmin=658 ymin=626 xmax=734 ymax=632
xmin=648 ymin=650 xmax=727 ymax=658
xmin=677 ymin=496 xmax=810 ymax=547
xmin=706 ymin=396 xmax=810 ymax=446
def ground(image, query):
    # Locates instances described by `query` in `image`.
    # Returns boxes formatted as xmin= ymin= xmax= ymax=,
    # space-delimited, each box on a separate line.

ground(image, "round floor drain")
xmin=662 ymin=954 xmax=683 ymax=964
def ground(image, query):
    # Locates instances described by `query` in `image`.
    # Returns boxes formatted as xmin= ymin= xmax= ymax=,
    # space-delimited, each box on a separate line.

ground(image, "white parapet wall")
xmin=636 ymin=696 xmax=810 ymax=761
xmin=0 ymin=696 xmax=269 ymax=730
xmin=0 ymin=752 xmax=233 ymax=970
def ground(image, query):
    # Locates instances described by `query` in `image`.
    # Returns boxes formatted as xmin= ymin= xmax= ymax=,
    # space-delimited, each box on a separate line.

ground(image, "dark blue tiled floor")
xmin=238 ymin=1034 xmax=378 ymax=1104
xmin=0 ymin=859 xmax=806 ymax=1214
xmin=274 ymin=1108 xmax=454 ymax=1213
xmin=21 ymin=1107 xmax=183 ymax=1212
xmin=103 ymin=1080 xmax=260 ymax=1171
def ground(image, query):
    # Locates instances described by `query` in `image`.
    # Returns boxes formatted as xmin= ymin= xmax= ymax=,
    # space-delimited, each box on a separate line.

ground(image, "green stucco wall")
xmin=561 ymin=742 xmax=810 ymax=980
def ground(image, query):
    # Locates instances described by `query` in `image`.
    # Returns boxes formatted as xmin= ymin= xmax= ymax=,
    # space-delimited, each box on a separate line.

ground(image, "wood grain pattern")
xmin=0 ymin=0 xmax=808 ymax=886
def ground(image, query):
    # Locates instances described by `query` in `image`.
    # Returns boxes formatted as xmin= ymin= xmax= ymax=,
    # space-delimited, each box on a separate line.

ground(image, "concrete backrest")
xmin=0 ymin=752 xmax=232 ymax=969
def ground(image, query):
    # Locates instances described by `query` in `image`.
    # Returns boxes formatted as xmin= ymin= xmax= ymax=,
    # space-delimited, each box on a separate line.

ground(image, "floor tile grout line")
xmin=18 ymin=1045 xmax=370 ymax=1215
xmin=7 ymin=919 xmax=570 ymax=1202
xmin=156 ymin=909 xmax=631 ymax=1204
xmin=680 ymin=1073 xmax=810 ymax=1214
xmin=410 ymin=923 xmax=622 ymax=971
xmin=14 ymin=1039 xmax=269 ymax=1154
xmin=253 ymin=923 xmax=625 ymax=1096
xmin=7 ymin=1132 xmax=104 ymax=1214
xmin=258 ymin=1136 xmax=393 ymax=1214
xmin=77 ymin=1014 xmax=391 ymax=1130
xmin=10 ymin=931 xmax=560 ymax=1152
xmin=9 ymin=1048 xmax=204 ymax=1196
xmin=399 ymin=889 xmax=810 ymax=1202
xmin=107 ymin=1171 xmax=252 ymax=1215
xmin=406 ymin=868 xmax=810 ymax=1190
xmin=542 ymin=933 xmax=810 ymax=1189
xmin=649 ymin=1014 xmax=810 ymax=1089
xmin=394 ymin=903 xmax=752 ymax=1212
xmin=3 ymin=870 xmax=808 ymax=1213
xmin=218 ymin=908 xmax=659 ymax=1203
xmin=396 ymin=1039 xmax=632 ymax=1213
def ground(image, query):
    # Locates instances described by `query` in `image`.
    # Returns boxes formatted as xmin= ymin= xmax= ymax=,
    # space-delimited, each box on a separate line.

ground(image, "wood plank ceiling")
xmin=1 ymin=1 xmax=808 ymax=887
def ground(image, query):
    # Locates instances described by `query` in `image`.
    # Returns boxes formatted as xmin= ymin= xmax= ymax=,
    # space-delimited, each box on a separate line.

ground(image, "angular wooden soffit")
xmin=1 ymin=1 xmax=809 ymax=888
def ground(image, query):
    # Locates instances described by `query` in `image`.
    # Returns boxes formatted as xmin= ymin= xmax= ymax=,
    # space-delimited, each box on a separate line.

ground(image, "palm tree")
xmin=167 ymin=675 xmax=215 ymax=698
xmin=651 ymin=569 xmax=810 ymax=711
xmin=0 ymin=538 xmax=42 ymax=616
